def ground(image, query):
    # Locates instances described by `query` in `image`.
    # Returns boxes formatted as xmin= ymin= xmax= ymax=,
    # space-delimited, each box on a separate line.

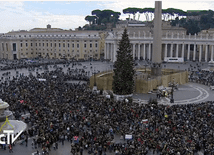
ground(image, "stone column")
xmin=113 ymin=43 xmax=117 ymax=62
xmin=133 ymin=43 xmax=135 ymax=60
xmin=170 ymin=44 xmax=173 ymax=57
xmin=182 ymin=43 xmax=185 ymax=59
xmin=138 ymin=44 xmax=140 ymax=60
xmin=205 ymin=45 xmax=208 ymax=62
xmin=187 ymin=44 xmax=190 ymax=61
xmin=107 ymin=43 xmax=110 ymax=59
xmin=165 ymin=44 xmax=167 ymax=58
xmin=104 ymin=43 xmax=107 ymax=59
xmin=143 ymin=43 xmax=146 ymax=60
xmin=212 ymin=45 xmax=214 ymax=61
xmin=199 ymin=45 xmax=202 ymax=62
xmin=148 ymin=43 xmax=151 ymax=60
xmin=111 ymin=43 xmax=114 ymax=61
xmin=152 ymin=1 xmax=162 ymax=64
xmin=176 ymin=44 xmax=179 ymax=57
xmin=193 ymin=43 xmax=196 ymax=61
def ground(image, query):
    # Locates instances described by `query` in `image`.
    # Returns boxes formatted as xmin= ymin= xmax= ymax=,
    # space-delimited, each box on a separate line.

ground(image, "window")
xmin=31 ymin=43 xmax=33 ymax=47
xmin=47 ymin=43 xmax=48 ymax=47
xmin=13 ymin=43 xmax=16 ymax=51
xmin=20 ymin=43 xmax=22 ymax=47
xmin=95 ymin=43 xmax=97 ymax=48
xmin=39 ymin=43 xmax=41 ymax=46
xmin=84 ymin=44 xmax=87 ymax=48
xmin=36 ymin=43 xmax=37 ymax=46
xmin=90 ymin=44 xmax=92 ymax=48
xmin=72 ymin=44 xmax=74 ymax=48
xmin=63 ymin=43 xmax=65 ymax=47
xmin=59 ymin=43 xmax=61 ymax=47
xmin=55 ymin=43 xmax=56 ymax=47
xmin=43 ymin=43 xmax=44 ymax=47
xmin=68 ymin=44 xmax=69 ymax=48
xmin=26 ymin=43 xmax=28 ymax=47
xmin=77 ymin=44 xmax=79 ymax=48
xmin=51 ymin=43 xmax=52 ymax=47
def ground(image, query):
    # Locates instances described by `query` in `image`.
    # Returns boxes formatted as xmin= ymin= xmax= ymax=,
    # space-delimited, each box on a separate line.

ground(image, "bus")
xmin=164 ymin=57 xmax=184 ymax=63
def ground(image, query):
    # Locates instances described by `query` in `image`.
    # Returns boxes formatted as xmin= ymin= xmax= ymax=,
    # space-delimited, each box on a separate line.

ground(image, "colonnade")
xmin=104 ymin=42 xmax=214 ymax=62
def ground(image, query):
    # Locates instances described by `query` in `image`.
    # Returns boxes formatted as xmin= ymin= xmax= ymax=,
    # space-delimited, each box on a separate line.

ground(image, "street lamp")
xmin=92 ymin=67 xmax=97 ymax=86
xmin=168 ymin=78 xmax=176 ymax=103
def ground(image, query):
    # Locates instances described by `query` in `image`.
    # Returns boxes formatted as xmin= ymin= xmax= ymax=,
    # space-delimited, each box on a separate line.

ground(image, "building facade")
xmin=0 ymin=25 xmax=106 ymax=60
xmin=105 ymin=21 xmax=214 ymax=62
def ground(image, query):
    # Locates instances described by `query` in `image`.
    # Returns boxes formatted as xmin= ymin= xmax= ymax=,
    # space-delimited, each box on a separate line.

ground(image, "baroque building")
xmin=0 ymin=25 xmax=106 ymax=60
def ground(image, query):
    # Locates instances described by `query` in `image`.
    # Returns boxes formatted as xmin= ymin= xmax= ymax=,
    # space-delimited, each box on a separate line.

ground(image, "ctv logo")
xmin=0 ymin=117 xmax=24 ymax=144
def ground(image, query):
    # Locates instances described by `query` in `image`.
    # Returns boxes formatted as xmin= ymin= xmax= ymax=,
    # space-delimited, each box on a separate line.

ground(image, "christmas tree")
xmin=112 ymin=28 xmax=135 ymax=95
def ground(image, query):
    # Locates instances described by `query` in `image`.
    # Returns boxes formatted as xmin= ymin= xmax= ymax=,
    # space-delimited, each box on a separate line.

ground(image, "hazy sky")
xmin=1 ymin=0 xmax=214 ymax=33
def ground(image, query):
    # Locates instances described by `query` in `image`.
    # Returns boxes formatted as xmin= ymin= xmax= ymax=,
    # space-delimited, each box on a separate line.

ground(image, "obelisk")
xmin=151 ymin=1 xmax=162 ymax=76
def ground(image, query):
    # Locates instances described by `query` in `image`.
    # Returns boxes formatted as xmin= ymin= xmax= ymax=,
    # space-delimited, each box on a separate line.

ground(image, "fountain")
xmin=0 ymin=99 xmax=27 ymax=134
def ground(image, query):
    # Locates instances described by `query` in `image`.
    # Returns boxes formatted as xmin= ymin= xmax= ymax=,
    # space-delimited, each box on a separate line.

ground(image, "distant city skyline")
xmin=1 ymin=0 xmax=214 ymax=33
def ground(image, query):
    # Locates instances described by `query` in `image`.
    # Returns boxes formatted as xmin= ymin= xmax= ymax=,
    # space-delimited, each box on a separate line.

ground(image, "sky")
xmin=1 ymin=0 xmax=214 ymax=33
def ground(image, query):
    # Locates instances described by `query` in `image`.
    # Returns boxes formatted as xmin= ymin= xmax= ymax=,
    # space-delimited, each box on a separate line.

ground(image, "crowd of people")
xmin=0 ymin=58 xmax=76 ymax=71
xmin=189 ymin=69 xmax=214 ymax=86
xmin=0 ymin=60 xmax=214 ymax=155
xmin=0 ymin=66 xmax=213 ymax=155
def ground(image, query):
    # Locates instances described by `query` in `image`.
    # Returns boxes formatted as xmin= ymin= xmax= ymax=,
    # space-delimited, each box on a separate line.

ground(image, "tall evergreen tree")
xmin=112 ymin=28 xmax=135 ymax=95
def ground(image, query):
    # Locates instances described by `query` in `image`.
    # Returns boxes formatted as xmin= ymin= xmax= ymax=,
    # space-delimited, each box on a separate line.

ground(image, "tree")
xmin=85 ymin=15 xmax=97 ymax=25
xmin=141 ymin=8 xmax=154 ymax=21
xmin=123 ymin=8 xmax=139 ymax=20
xmin=91 ymin=9 xmax=121 ymax=25
xmin=112 ymin=28 xmax=135 ymax=95
xmin=92 ymin=9 xmax=102 ymax=24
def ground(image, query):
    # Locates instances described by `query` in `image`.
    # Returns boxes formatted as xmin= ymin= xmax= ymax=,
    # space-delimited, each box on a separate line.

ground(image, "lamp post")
xmin=168 ymin=78 xmax=176 ymax=103
xmin=92 ymin=67 xmax=97 ymax=86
